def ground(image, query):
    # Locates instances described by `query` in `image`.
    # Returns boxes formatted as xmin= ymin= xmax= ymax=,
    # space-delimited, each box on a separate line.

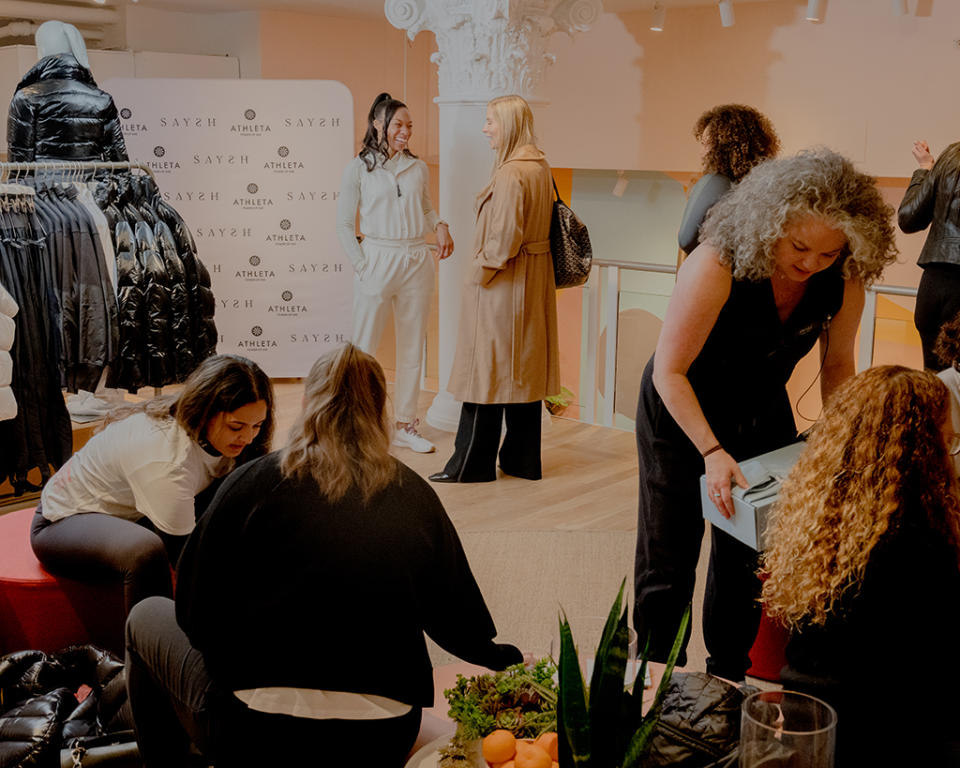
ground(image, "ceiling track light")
xmin=718 ymin=0 xmax=735 ymax=28
xmin=806 ymin=0 xmax=824 ymax=22
xmin=892 ymin=0 xmax=908 ymax=14
xmin=651 ymin=1 xmax=665 ymax=32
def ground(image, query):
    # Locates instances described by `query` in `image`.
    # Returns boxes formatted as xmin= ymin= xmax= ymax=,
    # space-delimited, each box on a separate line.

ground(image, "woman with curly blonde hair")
xmin=678 ymin=104 xmax=780 ymax=253
xmin=634 ymin=148 xmax=898 ymax=682
xmin=762 ymin=365 xmax=960 ymax=765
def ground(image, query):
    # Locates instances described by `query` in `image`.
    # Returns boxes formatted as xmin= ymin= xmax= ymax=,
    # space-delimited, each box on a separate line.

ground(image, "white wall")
xmin=538 ymin=0 xmax=959 ymax=177
xmin=124 ymin=7 xmax=261 ymax=78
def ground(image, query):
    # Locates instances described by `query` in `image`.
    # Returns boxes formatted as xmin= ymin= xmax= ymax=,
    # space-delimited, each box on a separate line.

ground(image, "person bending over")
xmin=32 ymin=354 xmax=273 ymax=615
xmin=762 ymin=366 xmax=960 ymax=767
xmin=124 ymin=343 xmax=522 ymax=767
xmin=633 ymin=149 xmax=897 ymax=680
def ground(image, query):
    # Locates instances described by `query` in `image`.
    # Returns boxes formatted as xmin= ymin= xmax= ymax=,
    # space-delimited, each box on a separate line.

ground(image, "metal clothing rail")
xmin=0 ymin=160 xmax=156 ymax=183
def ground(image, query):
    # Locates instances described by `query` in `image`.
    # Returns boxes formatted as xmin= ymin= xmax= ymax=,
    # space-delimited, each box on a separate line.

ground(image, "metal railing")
xmin=581 ymin=258 xmax=917 ymax=428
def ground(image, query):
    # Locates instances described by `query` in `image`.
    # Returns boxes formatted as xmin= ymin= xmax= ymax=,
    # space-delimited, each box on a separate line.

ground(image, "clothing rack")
xmin=0 ymin=159 xmax=165 ymax=402
xmin=0 ymin=160 xmax=156 ymax=183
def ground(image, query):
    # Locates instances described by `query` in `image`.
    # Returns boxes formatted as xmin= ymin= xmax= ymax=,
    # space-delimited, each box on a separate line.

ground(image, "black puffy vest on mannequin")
xmin=7 ymin=53 xmax=128 ymax=162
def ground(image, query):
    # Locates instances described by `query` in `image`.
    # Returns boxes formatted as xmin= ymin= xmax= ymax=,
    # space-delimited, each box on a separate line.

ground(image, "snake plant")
xmin=557 ymin=581 xmax=691 ymax=768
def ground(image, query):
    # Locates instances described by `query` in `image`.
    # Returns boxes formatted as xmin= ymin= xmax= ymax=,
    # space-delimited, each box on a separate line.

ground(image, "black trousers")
xmin=125 ymin=596 xmax=422 ymax=768
xmin=915 ymin=263 xmax=960 ymax=369
xmin=442 ymin=401 xmax=543 ymax=481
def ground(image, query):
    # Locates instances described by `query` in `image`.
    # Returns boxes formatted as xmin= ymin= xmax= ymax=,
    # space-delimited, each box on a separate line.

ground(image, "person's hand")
xmin=912 ymin=140 xmax=934 ymax=170
xmin=704 ymin=449 xmax=748 ymax=520
xmin=436 ymin=223 xmax=454 ymax=260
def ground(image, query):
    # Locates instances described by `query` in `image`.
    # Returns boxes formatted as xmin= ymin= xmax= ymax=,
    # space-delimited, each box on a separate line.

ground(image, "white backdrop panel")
xmin=102 ymin=78 xmax=354 ymax=377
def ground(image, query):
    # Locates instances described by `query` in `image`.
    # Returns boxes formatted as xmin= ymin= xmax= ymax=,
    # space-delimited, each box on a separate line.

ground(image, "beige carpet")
xmin=427 ymin=528 xmax=711 ymax=674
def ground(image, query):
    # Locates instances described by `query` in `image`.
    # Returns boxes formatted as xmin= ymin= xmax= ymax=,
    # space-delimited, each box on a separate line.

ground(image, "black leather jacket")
xmin=898 ymin=142 xmax=960 ymax=268
xmin=7 ymin=53 xmax=129 ymax=162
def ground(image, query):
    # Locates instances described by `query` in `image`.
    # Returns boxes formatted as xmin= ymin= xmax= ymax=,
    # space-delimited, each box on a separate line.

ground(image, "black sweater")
xmin=782 ymin=513 xmax=960 ymax=765
xmin=175 ymin=453 xmax=519 ymax=707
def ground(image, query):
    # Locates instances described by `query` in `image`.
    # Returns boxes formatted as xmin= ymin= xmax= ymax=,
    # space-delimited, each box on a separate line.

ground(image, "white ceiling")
xmin=116 ymin=0 xmax=783 ymax=16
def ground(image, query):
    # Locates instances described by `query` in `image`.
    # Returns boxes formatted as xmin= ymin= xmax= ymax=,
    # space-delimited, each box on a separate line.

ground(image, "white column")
xmin=385 ymin=0 xmax=603 ymax=431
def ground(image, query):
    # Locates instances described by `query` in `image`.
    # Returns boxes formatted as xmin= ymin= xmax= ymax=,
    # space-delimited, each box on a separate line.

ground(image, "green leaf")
xmin=588 ymin=581 xmax=630 ymax=768
xmin=558 ymin=611 xmax=592 ymax=766
xmin=620 ymin=604 xmax=691 ymax=768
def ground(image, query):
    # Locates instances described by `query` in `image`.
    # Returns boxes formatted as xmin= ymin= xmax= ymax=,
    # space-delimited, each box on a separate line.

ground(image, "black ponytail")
xmin=358 ymin=92 xmax=415 ymax=171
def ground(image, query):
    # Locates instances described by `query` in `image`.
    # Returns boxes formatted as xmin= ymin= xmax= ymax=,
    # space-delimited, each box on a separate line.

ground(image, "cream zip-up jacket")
xmin=0 ymin=281 xmax=18 ymax=421
xmin=336 ymin=152 xmax=440 ymax=273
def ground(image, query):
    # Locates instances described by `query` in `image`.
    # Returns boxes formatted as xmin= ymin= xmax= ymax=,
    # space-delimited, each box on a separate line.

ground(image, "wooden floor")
xmin=270 ymin=380 xmax=640 ymax=532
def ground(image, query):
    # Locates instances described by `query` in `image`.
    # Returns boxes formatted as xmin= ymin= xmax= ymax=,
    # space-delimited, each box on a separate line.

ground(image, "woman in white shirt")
xmin=337 ymin=92 xmax=453 ymax=454
xmin=31 ymin=354 xmax=274 ymax=616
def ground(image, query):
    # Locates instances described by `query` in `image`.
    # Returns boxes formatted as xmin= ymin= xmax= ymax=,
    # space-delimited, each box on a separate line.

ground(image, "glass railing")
xmin=580 ymin=260 xmax=918 ymax=429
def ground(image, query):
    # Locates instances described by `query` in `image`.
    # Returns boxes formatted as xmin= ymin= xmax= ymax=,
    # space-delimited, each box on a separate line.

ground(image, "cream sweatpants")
xmin=351 ymin=237 xmax=434 ymax=424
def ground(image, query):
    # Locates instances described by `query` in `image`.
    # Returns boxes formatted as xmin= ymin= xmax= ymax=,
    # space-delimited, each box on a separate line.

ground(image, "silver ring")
xmin=713 ymin=492 xmax=722 ymax=498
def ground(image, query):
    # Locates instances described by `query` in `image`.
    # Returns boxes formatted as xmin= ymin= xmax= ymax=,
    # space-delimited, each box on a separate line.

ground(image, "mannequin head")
xmin=35 ymin=21 xmax=89 ymax=69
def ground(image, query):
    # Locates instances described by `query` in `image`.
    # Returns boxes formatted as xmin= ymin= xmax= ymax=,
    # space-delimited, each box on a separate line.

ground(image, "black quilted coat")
xmin=7 ymin=53 xmax=129 ymax=162
xmin=0 ymin=646 xmax=132 ymax=768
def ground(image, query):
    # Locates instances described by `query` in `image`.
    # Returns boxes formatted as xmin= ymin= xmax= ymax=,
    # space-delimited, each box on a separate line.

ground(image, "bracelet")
xmin=701 ymin=444 xmax=723 ymax=458
xmin=435 ymin=220 xmax=449 ymax=231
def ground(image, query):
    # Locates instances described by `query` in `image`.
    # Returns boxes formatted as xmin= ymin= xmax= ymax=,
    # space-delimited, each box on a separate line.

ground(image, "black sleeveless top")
xmin=640 ymin=260 xmax=845 ymax=462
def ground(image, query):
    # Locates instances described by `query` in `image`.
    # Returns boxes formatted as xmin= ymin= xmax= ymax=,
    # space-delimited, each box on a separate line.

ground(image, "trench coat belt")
xmin=524 ymin=239 xmax=551 ymax=256
xmin=360 ymin=236 xmax=427 ymax=249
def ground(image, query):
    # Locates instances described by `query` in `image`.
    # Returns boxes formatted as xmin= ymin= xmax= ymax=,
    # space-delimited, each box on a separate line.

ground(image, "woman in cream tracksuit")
xmin=337 ymin=92 xmax=453 ymax=453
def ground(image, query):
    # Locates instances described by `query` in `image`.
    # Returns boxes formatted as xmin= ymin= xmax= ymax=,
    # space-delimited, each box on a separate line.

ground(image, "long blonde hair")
xmin=761 ymin=366 xmax=960 ymax=627
xmin=279 ymin=344 xmax=396 ymax=501
xmin=488 ymin=94 xmax=537 ymax=170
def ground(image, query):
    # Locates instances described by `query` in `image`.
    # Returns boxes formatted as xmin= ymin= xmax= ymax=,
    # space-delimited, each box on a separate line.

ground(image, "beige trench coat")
xmin=447 ymin=145 xmax=560 ymax=404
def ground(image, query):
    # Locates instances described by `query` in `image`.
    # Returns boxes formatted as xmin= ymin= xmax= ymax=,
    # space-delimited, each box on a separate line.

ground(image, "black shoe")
xmin=428 ymin=472 xmax=458 ymax=483
xmin=499 ymin=464 xmax=542 ymax=481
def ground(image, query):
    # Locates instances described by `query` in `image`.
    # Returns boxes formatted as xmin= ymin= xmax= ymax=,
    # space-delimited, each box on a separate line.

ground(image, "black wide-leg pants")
xmin=442 ymin=401 xmax=543 ymax=482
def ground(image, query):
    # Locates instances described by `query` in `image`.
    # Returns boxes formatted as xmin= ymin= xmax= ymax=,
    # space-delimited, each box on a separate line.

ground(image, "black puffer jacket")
xmin=115 ymin=221 xmax=145 ymax=392
xmin=0 ymin=646 xmax=131 ymax=768
xmin=898 ymin=142 xmax=960 ymax=268
xmin=156 ymin=220 xmax=195 ymax=381
xmin=7 ymin=53 xmax=129 ymax=162
xmin=135 ymin=222 xmax=171 ymax=388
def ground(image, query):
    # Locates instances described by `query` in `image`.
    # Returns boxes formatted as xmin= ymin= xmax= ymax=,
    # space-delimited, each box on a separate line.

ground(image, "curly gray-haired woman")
xmin=633 ymin=148 xmax=897 ymax=681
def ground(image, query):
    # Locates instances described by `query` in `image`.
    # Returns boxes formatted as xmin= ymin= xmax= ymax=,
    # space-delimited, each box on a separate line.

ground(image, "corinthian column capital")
xmin=384 ymin=0 xmax=603 ymax=101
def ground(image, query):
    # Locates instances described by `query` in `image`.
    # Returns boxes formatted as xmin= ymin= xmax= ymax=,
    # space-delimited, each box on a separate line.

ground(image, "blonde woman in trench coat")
xmin=430 ymin=95 xmax=559 ymax=484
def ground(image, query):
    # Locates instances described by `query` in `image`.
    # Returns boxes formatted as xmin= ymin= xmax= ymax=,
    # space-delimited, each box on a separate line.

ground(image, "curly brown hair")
xmin=694 ymin=104 xmax=780 ymax=181
xmin=760 ymin=366 xmax=960 ymax=628
xmin=934 ymin=310 xmax=960 ymax=370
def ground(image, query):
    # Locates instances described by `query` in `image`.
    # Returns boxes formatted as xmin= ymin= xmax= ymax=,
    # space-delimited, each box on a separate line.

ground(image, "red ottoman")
xmin=0 ymin=507 xmax=125 ymax=657
xmin=746 ymin=605 xmax=790 ymax=682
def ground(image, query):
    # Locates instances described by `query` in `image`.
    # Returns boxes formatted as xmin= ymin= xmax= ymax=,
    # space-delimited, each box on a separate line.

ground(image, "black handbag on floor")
xmin=549 ymin=178 xmax=593 ymax=289
xmin=646 ymin=671 xmax=757 ymax=768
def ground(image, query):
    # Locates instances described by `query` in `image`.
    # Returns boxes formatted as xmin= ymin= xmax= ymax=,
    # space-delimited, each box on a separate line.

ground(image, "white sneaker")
xmin=392 ymin=420 xmax=436 ymax=453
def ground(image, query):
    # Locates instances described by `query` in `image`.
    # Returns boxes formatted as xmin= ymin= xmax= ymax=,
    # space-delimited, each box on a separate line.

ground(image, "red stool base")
xmin=0 ymin=507 xmax=125 ymax=656
xmin=746 ymin=607 xmax=790 ymax=682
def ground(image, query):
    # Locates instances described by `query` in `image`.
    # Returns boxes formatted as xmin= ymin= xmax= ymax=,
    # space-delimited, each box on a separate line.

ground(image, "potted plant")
xmin=557 ymin=581 xmax=690 ymax=767
xmin=546 ymin=386 xmax=575 ymax=416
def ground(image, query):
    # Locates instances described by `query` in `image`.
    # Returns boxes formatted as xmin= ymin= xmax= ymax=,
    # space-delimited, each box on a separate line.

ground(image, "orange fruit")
xmin=483 ymin=730 xmax=517 ymax=764
xmin=514 ymin=743 xmax=552 ymax=768
xmin=534 ymin=732 xmax=559 ymax=762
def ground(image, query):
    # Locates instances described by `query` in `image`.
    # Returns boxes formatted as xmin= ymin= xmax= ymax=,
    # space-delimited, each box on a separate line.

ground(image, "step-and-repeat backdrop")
xmin=103 ymin=78 xmax=354 ymax=377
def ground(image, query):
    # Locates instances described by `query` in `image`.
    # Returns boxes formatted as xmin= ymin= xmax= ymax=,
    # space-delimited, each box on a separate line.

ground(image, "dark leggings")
xmin=126 ymin=597 xmax=422 ymax=768
xmin=31 ymin=508 xmax=175 ymax=617
xmin=915 ymin=263 xmax=960 ymax=369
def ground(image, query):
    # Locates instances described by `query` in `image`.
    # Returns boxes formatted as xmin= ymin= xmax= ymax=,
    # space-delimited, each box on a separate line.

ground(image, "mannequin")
xmin=7 ymin=20 xmax=128 ymax=162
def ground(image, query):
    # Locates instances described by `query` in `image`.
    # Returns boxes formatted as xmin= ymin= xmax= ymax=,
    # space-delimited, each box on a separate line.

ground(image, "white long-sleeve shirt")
xmin=336 ymin=152 xmax=440 ymax=270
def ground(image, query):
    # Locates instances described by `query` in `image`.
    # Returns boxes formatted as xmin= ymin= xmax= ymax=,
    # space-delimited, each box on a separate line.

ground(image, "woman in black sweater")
xmin=761 ymin=366 xmax=960 ymax=767
xmin=124 ymin=344 xmax=522 ymax=767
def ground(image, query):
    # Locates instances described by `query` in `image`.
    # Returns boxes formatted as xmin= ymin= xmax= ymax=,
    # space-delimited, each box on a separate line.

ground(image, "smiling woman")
xmin=633 ymin=148 xmax=898 ymax=683
xmin=29 ymin=354 xmax=274 ymax=618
